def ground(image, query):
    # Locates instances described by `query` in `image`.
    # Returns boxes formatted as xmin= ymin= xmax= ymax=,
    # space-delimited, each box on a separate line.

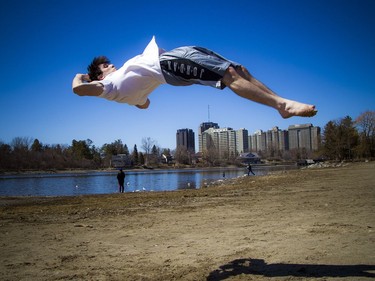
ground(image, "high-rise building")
xmin=248 ymin=128 xmax=289 ymax=154
xmin=278 ymin=130 xmax=289 ymax=151
xmin=201 ymin=127 xmax=236 ymax=159
xmin=288 ymin=123 xmax=320 ymax=151
xmin=198 ymin=122 xmax=219 ymax=152
xmin=265 ymin=126 xmax=289 ymax=153
xmin=176 ymin=128 xmax=195 ymax=153
xmin=236 ymin=128 xmax=249 ymax=154
xmin=255 ymin=130 xmax=267 ymax=152
xmin=228 ymin=130 xmax=237 ymax=157
xmin=197 ymin=121 xmax=320 ymax=159
xmin=249 ymin=134 xmax=257 ymax=152
xmin=310 ymin=126 xmax=321 ymax=151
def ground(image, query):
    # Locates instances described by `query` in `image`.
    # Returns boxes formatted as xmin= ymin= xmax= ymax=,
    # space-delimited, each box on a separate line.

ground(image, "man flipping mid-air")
xmin=72 ymin=36 xmax=317 ymax=118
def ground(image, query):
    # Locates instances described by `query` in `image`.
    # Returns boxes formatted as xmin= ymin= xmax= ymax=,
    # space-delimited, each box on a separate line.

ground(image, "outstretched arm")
xmin=72 ymin=74 xmax=104 ymax=97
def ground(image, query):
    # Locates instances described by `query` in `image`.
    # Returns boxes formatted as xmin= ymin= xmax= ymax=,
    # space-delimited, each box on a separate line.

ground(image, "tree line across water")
xmin=0 ymin=136 xmax=167 ymax=171
xmin=1 ymin=111 xmax=374 ymax=172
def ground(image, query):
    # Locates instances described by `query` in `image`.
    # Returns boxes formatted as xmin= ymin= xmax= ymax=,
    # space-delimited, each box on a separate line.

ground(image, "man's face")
xmin=98 ymin=62 xmax=116 ymax=79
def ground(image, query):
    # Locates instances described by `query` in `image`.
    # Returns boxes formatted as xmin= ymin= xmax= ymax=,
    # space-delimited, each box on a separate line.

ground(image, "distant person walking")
xmin=117 ymin=169 xmax=126 ymax=193
xmin=247 ymin=164 xmax=255 ymax=176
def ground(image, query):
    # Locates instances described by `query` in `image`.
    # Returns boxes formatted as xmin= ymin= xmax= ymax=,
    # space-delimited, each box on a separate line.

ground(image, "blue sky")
xmin=1 ymin=0 xmax=374 ymax=151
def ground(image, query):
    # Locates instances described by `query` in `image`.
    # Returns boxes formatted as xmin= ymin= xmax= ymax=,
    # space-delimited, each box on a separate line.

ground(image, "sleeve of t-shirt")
xmin=99 ymin=79 xmax=113 ymax=96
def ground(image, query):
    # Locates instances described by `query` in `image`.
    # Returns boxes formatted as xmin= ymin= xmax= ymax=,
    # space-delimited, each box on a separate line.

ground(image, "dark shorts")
xmin=159 ymin=46 xmax=240 ymax=89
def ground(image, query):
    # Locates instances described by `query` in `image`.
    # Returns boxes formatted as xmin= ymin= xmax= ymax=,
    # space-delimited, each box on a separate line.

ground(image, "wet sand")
xmin=1 ymin=162 xmax=374 ymax=280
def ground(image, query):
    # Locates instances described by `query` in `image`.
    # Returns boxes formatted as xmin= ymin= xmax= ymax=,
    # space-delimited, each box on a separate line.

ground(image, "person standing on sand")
xmin=117 ymin=169 xmax=126 ymax=193
xmin=72 ymin=36 xmax=317 ymax=118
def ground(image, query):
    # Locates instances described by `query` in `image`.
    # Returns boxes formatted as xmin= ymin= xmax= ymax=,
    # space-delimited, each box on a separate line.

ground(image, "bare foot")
xmin=278 ymin=99 xmax=317 ymax=119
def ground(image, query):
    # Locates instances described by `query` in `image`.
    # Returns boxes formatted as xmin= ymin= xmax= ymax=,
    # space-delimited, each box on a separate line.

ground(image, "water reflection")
xmin=0 ymin=166 xmax=297 ymax=197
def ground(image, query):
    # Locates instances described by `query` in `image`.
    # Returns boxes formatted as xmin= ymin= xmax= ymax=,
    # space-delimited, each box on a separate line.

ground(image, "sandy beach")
xmin=1 ymin=162 xmax=374 ymax=280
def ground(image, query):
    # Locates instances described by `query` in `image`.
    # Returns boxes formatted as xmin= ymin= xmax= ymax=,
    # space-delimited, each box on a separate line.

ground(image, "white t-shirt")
xmin=99 ymin=36 xmax=166 ymax=105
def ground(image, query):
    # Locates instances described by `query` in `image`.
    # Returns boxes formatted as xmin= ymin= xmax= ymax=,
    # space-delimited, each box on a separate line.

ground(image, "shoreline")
xmin=0 ymin=158 xmax=359 ymax=178
xmin=0 ymin=163 xmax=295 ymax=179
xmin=0 ymin=162 xmax=297 ymax=177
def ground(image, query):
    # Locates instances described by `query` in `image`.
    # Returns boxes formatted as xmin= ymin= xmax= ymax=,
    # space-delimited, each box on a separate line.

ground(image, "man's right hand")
xmin=73 ymin=73 xmax=91 ymax=83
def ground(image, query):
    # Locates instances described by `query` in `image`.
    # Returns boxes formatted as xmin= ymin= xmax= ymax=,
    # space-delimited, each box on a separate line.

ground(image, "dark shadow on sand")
xmin=207 ymin=258 xmax=375 ymax=280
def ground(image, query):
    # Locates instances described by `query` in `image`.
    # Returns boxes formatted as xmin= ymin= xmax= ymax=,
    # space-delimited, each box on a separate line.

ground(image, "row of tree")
xmin=0 ymin=111 xmax=374 ymax=171
xmin=0 ymin=136 xmax=170 ymax=171
xmin=322 ymin=111 xmax=374 ymax=160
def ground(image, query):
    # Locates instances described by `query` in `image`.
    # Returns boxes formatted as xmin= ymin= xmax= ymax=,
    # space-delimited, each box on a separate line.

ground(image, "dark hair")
xmin=87 ymin=56 xmax=110 ymax=81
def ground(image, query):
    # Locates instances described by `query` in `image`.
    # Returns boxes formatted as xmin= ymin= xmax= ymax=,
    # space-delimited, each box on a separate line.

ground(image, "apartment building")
xmin=248 ymin=124 xmax=320 ymax=154
xmin=201 ymin=127 xmax=235 ymax=158
xmin=176 ymin=128 xmax=195 ymax=153
xmin=236 ymin=128 xmax=249 ymax=154
xmin=190 ymin=121 xmax=320 ymax=160
xmin=288 ymin=124 xmax=320 ymax=151
xmin=198 ymin=122 xmax=219 ymax=153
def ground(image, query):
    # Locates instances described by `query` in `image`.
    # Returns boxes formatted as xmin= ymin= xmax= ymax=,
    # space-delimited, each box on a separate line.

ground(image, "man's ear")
xmin=98 ymin=74 xmax=104 ymax=80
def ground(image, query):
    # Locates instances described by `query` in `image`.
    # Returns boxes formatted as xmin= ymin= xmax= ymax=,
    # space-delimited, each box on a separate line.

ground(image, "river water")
xmin=0 ymin=165 xmax=297 ymax=197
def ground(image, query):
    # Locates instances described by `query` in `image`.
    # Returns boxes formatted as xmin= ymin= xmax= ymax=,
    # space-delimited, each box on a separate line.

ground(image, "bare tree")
xmin=355 ymin=110 xmax=375 ymax=158
xmin=141 ymin=137 xmax=156 ymax=165
xmin=11 ymin=137 xmax=32 ymax=152
xmin=175 ymin=146 xmax=190 ymax=165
